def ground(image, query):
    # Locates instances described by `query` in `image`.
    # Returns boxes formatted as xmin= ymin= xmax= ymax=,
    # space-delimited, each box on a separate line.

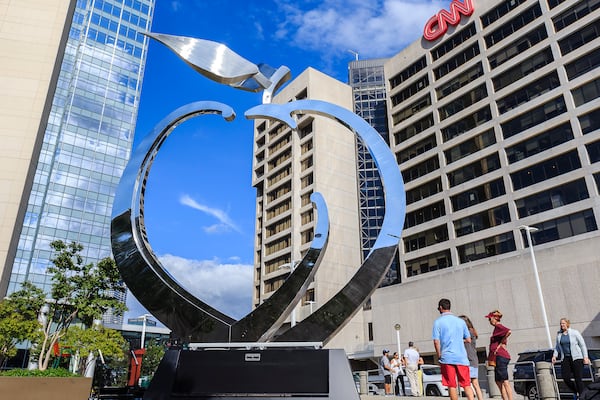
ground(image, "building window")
xmin=301 ymin=229 xmax=313 ymax=244
xmin=594 ymin=173 xmax=600 ymax=193
xmin=488 ymin=25 xmax=548 ymax=69
xmin=389 ymin=57 xmax=427 ymax=89
xmin=406 ymin=178 xmax=443 ymax=205
xmin=265 ymin=255 xmax=291 ymax=274
xmin=454 ymin=204 xmax=511 ymax=237
xmin=301 ymin=210 xmax=313 ymax=225
xmin=267 ymin=167 xmax=291 ymax=186
xmin=267 ymin=182 xmax=291 ymax=202
xmin=269 ymin=134 xmax=291 ymax=154
xmin=510 ymin=150 xmax=581 ymax=190
xmin=405 ymin=250 xmax=452 ymax=278
xmin=264 ymin=276 xmax=286 ymax=293
xmin=434 ymin=43 xmax=480 ymax=80
xmin=436 ymin=63 xmax=484 ymax=100
xmin=572 ymin=77 xmax=600 ymax=106
xmin=458 ymin=232 xmax=516 ymax=263
xmin=266 ymin=217 xmax=291 ymax=238
xmin=403 ymin=224 xmax=449 ymax=253
xmin=264 ymin=235 xmax=290 ymax=256
xmin=523 ymin=209 xmax=597 ymax=246
xmin=548 ymin=0 xmax=567 ymax=9
xmin=431 ymin=23 xmax=477 ymax=60
xmin=579 ymin=107 xmax=600 ymax=134
xmin=300 ymin=173 xmax=313 ymax=189
xmin=444 ymin=128 xmax=496 ymax=164
xmin=492 ymin=47 xmax=554 ymax=91
xmin=299 ymin=120 xmax=313 ymax=139
xmin=266 ymin=200 xmax=291 ymax=219
xmin=515 ymin=179 xmax=589 ymax=218
xmin=447 ymin=153 xmax=501 ymax=187
xmin=268 ymin=149 xmax=291 ymax=171
xmin=553 ymin=0 xmax=600 ymax=32
xmin=498 ymin=71 xmax=561 ymax=114
xmin=505 ymin=122 xmax=574 ymax=164
xmin=396 ymin=134 xmax=436 ymax=164
xmin=301 ymin=155 xmax=313 ymax=171
xmin=501 ymin=97 xmax=567 ymax=139
xmin=441 ymin=106 xmax=492 ymax=142
xmin=481 ymin=0 xmax=529 ymax=27
xmin=565 ymin=47 xmax=600 ymax=80
xmin=439 ymin=84 xmax=488 ymax=120
xmin=404 ymin=200 xmax=446 ymax=229
xmin=391 ymin=74 xmax=429 ymax=106
xmin=394 ymin=114 xmax=434 ymax=143
xmin=484 ymin=4 xmax=543 ymax=48
xmin=392 ymin=94 xmax=431 ymax=125
xmin=587 ymin=139 xmax=600 ymax=163
xmin=558 ymin=18 xmax=600 ymax=55
xmin=451 ymin=178 xmax=506 ymax=212
xmin=401 ymin=156 xmax=440 ymax=183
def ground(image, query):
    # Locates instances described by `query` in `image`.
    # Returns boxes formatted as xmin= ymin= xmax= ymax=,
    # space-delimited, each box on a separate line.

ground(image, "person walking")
xmin=391 ymin=351 xmax=406 ymax=396
xmin=459 ymin=315 xmax=485 ymax=400
xmin=552 ymin=317 xmax=590 ymax=399
xmin=486 ymin=310 xmax=513 ymax=400
xmin=404 ymin=341 xmax=421 ymax=396
xmin=380 ymin=349 xmax=393 ymax=395
xmin=432 ymin=298 xmax=474 ymax=400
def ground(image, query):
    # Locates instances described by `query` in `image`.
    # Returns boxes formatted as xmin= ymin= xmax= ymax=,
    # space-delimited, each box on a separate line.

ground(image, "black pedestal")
xmin=143 ymin=347 xmax=359 ymax=399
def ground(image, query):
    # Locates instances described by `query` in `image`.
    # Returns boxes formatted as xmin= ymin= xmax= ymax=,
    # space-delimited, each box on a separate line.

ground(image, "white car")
xmin=401 ymin=364 xmax=449 ymax=397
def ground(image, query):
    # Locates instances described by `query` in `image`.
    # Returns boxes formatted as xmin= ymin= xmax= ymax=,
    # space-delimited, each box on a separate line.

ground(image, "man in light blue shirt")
xmin=432 ymin=298 xmax=474 ymax=400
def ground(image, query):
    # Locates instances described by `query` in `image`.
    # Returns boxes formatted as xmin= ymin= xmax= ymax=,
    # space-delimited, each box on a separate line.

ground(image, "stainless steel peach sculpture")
xmin=110 ymin=33 xmax=406 ymax=345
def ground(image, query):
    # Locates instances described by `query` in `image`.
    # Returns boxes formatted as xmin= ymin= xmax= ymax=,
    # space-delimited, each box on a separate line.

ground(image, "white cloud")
xmin=170 ymin=1 xmax=182 ymax=12
xmin=158 ymin=254 xmax=254 ymax=320
xmin=275 ymin=0 xmax=448 ymax=58
xmin=180 ymin=194 xmax=242 ymax=234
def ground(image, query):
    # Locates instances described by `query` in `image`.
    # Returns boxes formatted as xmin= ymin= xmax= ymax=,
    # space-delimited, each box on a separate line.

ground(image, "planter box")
xmin=0 ymin=376 xmax=92 ymax=400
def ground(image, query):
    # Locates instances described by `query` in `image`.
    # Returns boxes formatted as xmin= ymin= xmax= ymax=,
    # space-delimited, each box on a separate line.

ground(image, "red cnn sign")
xmin=423 ymin=0 xmax=474 ymax=41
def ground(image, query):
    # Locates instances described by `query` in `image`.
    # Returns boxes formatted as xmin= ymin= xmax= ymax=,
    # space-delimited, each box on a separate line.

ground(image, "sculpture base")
xmin=143 ymin=346 xmax=359 ymax=399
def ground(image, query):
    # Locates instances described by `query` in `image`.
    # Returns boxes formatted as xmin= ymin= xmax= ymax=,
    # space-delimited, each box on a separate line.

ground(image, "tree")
xmin=60 ymin=325 xmax=128 ymax=375
xmin=0 ymin=282 xmax=45 ymax=366
xmin=141 ymin=340 xmax=166 ymax=379
xmin=36 ymin=240 xmax=127 ymax=371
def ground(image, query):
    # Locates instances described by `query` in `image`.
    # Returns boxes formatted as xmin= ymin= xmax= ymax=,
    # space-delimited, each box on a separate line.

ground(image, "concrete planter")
xmin=0 ymin=376 xmax=92 ymax=400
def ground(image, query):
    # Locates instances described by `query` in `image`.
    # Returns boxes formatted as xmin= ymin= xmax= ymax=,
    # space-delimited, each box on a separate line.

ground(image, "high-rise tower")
xmin=0 ymin=0 xmax=155 ymax=325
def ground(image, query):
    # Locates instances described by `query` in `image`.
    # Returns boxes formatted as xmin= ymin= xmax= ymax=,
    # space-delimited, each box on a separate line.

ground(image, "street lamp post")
xmin=519 ymin=225 xmax=552 ymax=348
xmin=279 ymin=260 xmax=300 ymax=327
xmin=394 ymin=324 xmax=402 ymax=357
xmin=139 ymin=313 xmax=152 ymax=349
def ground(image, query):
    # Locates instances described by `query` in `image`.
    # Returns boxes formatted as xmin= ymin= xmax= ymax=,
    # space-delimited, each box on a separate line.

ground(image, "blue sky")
xmin=124 ymin=0 xmax=451 ymax=322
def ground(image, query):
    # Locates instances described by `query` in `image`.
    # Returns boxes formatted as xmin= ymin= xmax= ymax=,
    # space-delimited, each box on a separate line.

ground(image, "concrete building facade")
xmin=374 ymin=0 xmax=600 ymax=360
xmin=251 ymin=68 xmax=366 ymax=351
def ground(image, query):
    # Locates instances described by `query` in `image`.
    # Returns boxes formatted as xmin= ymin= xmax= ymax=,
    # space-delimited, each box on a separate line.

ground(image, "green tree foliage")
xmin=35 ymin=240 xmax=127 ymax=371
xmin=61 ymin=326 xmax=128 ymax=375
xmin=0 ymin=282 xmax=45 ymax=365
xmin=141 ymin=340 xmax=166 ymax=378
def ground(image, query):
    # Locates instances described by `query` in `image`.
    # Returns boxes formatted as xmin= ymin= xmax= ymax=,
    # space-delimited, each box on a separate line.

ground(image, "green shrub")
xmin=0 ymin=368 xmax=79 ymax=377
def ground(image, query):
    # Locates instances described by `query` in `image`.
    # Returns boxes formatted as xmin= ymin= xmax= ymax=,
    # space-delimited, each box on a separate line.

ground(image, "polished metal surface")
xmin=246 ymin=100 xmax=405 ymax=344
xmin=111 ymin=35 xmax=405 ymax=345
xmin=111 ymin=102 xmax=329 ymax=342
xmin=145 ymin=32 xmax=291 ymax=102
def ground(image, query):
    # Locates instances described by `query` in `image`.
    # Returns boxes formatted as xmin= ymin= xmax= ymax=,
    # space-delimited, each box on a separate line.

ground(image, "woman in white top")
xmin=551 ymin=317 xmax=590 ymax=398
xmin=391 ymin=352 xmax=406 ymax=396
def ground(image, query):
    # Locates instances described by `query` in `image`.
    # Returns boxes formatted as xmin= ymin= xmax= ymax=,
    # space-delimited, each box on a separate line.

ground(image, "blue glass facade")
xmin=348 ymin=58 xmax=400 ymax=286
xmin=6 ymin=0 xmax=154 ymax=324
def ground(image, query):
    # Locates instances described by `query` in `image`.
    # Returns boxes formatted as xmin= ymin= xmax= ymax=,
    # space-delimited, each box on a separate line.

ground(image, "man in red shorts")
xmin=432 ymin=298 xmax=474 ymax=400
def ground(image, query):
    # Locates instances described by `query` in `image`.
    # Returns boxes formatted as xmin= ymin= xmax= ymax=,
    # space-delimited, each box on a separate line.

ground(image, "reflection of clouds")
xmin=159 ymin=254 xmax=253 ymax=320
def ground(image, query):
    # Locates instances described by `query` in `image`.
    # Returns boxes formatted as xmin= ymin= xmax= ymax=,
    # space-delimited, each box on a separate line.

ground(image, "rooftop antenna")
xmin=347 ymin=49 xmax=359 ymax=61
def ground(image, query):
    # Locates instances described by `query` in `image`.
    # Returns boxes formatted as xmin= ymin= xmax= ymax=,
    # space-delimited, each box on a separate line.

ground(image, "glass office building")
xmin=348 ymin=58 xmax=402 ymax=287
xmin=4 ymin=0 xmax=155 ymax=324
